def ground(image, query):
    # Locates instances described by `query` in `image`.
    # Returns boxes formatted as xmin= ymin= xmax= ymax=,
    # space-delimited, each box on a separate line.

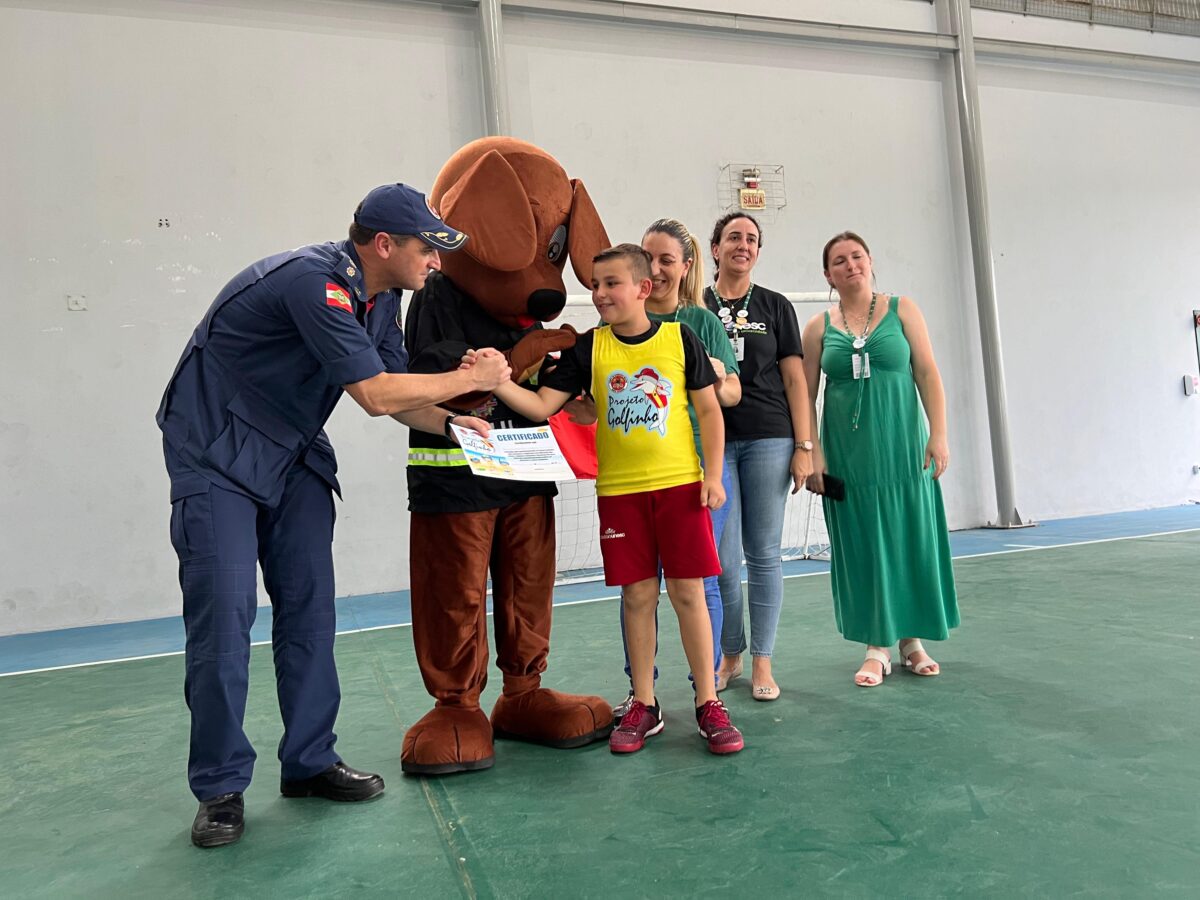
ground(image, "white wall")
xmin=979 ymin=61 xmax=1200 ymax=516
xmin=502 ymin=8 xmax=995 ymax=530
xmin=2 ymin=0 xmax=1199 ymax=635
xmin=0 ymin=0 xmax=482 ymax=634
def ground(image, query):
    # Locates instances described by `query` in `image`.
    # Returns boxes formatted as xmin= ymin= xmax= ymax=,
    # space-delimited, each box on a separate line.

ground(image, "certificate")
xmin=450 ymin=424 xmax=576 ymax=482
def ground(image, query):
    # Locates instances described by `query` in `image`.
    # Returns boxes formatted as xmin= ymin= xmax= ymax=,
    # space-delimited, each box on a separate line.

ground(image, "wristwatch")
xmin=443 ymin=414 xmax=460 ymax=438
xmin=794 ymin=440 xmax=813 ymax=451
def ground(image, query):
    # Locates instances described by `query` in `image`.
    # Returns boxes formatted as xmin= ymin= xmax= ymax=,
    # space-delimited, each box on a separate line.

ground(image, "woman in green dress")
xmin=801 ymin=231 xmax=959 ymax=686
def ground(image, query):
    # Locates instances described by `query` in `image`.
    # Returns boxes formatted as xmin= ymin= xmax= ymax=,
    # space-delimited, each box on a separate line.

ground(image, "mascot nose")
xmin=527 ymin=289 xmax=566 ymax=321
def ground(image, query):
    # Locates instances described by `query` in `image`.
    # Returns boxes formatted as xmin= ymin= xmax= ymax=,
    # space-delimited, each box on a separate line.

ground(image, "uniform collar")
xmin=335 ymin=240 xmax=368 ymax=303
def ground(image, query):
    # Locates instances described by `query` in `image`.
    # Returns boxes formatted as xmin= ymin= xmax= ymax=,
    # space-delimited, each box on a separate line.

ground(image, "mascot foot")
xmin=401 ymin=706 xmax=495 ymax=776
xmin=491 ymin=688 xmax=614 ymax=749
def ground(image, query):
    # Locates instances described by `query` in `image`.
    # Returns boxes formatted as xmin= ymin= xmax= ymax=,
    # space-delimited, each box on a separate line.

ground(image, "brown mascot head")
xmin=431 ymin=137 xmax=609 ymax=329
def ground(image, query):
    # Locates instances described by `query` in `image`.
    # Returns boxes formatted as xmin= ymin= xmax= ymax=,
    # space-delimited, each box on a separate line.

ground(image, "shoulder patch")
xmin=325 ymin=282 xmax=353 ymax=313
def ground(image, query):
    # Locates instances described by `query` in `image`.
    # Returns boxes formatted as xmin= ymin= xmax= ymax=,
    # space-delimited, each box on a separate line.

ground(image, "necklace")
xmin=839 ymin=292 xmax=879 ymax=432
xmin=711 ymin=283 xmax=753 ymax=337
xmin=648 ymin=300 xmax=681 ymax=322
xmin=839 ymin=293 xmax=877 ymax=350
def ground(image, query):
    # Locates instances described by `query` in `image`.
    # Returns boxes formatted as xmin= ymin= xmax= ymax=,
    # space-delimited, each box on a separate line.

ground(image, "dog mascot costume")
xmin=401 ymin=137 xmax=613 ymax=775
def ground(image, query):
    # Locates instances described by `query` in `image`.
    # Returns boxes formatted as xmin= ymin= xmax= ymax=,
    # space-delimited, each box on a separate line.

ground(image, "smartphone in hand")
xmin=822 ymin=473 xmax=846 ymax=501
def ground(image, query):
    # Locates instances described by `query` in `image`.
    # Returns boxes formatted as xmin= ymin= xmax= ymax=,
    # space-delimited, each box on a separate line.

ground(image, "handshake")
xmin=459 ymin=347 xmax=512 ymax=392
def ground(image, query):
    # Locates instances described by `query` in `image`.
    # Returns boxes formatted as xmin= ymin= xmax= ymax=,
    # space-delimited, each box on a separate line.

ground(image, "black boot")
xmin=191 ymin=792 xmax=244 ymax=848
xmin=280 ymin=761 xmax=385 ymax=802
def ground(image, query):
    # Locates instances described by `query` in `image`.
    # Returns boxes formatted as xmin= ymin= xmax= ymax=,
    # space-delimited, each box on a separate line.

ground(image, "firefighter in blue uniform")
xmin=157 ymin=184 xmax=510 ymax=849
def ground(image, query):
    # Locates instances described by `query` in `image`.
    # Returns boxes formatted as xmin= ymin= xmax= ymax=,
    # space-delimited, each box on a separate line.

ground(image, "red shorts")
xmin=596 ymin=482 xmax=721 ymax=587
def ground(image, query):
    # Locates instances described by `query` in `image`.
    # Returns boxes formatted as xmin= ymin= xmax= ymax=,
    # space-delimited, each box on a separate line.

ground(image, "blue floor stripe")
xmin=3 ymin=504 xmax=1198 ymax=676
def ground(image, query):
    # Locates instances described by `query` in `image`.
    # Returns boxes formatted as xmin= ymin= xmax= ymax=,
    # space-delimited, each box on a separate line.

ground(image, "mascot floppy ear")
xmin=440 ymin=150 xmax=538 ymax=272
xmin=566 ymin=179 xmax=610 ymax=288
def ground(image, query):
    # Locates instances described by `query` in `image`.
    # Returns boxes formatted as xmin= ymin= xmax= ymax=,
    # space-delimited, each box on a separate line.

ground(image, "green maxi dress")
xmin=819 ymin=296 xmax=959 ymax=646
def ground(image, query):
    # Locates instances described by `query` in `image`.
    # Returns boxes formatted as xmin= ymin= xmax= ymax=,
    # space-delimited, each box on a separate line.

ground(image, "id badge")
xmin=732 ymin=335 xmax=745 ymax=361
xmin=852 ymin=352 xmax=871 ymax=380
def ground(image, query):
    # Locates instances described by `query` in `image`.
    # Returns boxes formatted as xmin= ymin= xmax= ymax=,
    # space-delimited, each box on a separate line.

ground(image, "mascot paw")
xmin=509 ymin=325 xmax=579 ymax=385
xmin=490 ymin=688 xmax=614 ymax=749
xmin=401 ymin=706 xmax=495 ymax=776
xmin=445 ymin=326 xmax=579 ymax=409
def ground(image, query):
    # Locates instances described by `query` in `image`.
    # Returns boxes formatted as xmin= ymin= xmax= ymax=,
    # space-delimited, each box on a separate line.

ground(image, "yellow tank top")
xmin=592 ymin=322 xmax=702 ymax=497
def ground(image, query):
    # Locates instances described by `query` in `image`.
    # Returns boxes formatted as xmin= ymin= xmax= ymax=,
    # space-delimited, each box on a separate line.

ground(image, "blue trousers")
xmin=718 ymin=438 xmax=793 ymax=658
xmin=168 ymin=461 xmax=340 ymax=800
xmin=618 ymin=463 xmax=733 ymax=689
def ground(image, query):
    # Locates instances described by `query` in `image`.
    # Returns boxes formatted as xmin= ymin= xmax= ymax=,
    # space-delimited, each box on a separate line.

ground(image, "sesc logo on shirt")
xmin=325 ymin=283 xmax=353 ymax=313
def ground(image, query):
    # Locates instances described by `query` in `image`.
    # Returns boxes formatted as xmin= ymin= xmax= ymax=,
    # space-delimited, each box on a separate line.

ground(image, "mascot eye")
xmin=547 ymin=224 xmax=568 ymax=262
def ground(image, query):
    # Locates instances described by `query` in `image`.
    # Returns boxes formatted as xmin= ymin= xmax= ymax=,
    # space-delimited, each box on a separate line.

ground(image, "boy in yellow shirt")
xmin=493 ymin=244 xmax=743 ymax=754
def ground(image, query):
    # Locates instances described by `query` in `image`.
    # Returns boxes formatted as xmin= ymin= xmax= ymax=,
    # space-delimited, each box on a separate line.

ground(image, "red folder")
xmin=548 ymin=411 xmax=597 ymax=480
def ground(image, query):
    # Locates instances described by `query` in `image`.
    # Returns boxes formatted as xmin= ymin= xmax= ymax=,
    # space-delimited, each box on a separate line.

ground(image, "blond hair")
xmin=643 ymin=218 xmax=706 ymax=307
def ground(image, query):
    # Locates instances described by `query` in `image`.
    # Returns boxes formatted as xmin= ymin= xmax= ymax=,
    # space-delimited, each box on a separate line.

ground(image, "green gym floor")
xmin=3 ymin=527 xmax=1198 ymax=898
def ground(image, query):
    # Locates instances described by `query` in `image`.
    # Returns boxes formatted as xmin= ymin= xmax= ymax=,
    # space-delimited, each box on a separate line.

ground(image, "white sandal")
xmin=854 ymin=648 xmax=892 ymax=687
xmin=898 ymin=639 xmax=940 ymax=676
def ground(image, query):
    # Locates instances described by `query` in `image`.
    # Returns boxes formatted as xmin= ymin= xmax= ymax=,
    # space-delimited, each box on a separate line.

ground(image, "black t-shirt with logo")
xmin=703 ymin=284 xmax=803 ymax=441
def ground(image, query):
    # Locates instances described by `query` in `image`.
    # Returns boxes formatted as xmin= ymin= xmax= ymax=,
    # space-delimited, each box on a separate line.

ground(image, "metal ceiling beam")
xmin=501 ymin=0 xmax=955 ymax=53
xmin=479 ymin=0 xmax=511 ymax=135
xmin=496 ymin=0 xmax=1200 ymax=76
xmin=975 ymin=36 xmax=1200 ymax=77
xmin=945 ymin=0 xmax=1025 ymax=528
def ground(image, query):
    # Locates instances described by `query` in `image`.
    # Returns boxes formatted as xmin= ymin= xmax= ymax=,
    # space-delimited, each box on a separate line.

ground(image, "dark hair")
xmin=709 ymin=212 xmax=763 ymax=274
xmin=593 ymin=243 xmax=653 ymax=282
xmin=822 ymin=231 xmax=871 ymax=271
xmin=348 ymin=222 xmax=377 ymax=245
xmin=349 ymin=222 xmax=418 ymax=247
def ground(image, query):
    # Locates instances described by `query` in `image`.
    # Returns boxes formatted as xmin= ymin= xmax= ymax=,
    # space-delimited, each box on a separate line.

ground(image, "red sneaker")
xmin=608 ymin=700 xmax=664 ymax=754
xmin=696 ymin=700 xmax=744 ymax=754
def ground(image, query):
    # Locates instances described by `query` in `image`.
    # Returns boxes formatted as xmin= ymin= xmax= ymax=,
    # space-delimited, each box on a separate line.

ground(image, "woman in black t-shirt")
xmin=703 ymin=213 xmax=813 ymax=701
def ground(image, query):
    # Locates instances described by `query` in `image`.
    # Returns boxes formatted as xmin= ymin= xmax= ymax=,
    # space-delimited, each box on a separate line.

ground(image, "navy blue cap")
xmin=354 ymin=183 xmax=468 ymax=251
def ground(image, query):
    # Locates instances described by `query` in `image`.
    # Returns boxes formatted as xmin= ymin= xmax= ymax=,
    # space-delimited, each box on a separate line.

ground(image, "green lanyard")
xmin=711 ymin=283 xmax=754 ymax=338
xmin=843 ymin=294 xmax=878 ymax=432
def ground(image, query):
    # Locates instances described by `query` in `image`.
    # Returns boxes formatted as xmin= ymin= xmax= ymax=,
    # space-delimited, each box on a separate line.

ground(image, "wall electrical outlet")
xmin=66 ymin=294 xmax=87 ymax=311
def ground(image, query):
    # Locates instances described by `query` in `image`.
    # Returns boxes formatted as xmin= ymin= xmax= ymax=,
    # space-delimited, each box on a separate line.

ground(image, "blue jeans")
xmin=718 ymin=438 xmax=792 ymax=659
xmin=619 ymin=463 xmax=733 ymax=688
